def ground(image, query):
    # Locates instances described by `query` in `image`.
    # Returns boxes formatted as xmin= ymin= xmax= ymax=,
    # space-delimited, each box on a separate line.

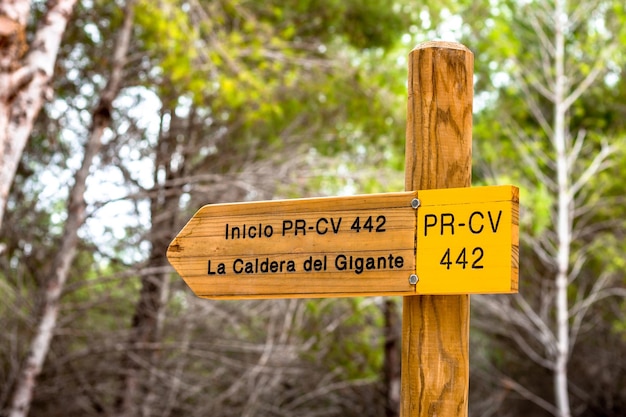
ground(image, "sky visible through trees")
xmin=1 ymin=1 xmax=625 ymax=416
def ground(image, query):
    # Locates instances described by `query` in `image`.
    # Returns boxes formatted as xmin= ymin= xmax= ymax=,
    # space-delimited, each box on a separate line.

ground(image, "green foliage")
xmin=302 ymin=298 xmax=384 ymax=380
xmin=460 ymin=1 xmax=626 ymax=415
xmin=521 ymin=182 xmax=552 ymax=236
xmin=124 ymin=0 xmax=414 ymax=202
xmin=7 ymin=0 xmax=626 ymax=415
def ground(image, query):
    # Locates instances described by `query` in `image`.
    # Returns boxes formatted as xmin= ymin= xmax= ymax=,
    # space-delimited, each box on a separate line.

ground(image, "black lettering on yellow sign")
xmin=423 ymin=210 xmax=503 ymax=236
xmin=439 ymin=247 xmax=484 ymax=270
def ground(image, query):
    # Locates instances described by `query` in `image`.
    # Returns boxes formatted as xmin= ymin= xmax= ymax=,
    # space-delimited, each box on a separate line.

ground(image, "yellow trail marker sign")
xmin=416 ymin=185 xmax=519 ymax=294
xmin=167 ymin=185 xmax=518 ymax=299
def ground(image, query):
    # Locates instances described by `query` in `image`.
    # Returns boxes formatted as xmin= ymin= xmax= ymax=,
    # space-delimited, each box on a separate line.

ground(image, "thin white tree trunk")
xmin=0 ymin=0 xmax=78 ymax=229
xmin=7 ymin=3 xmax=134 ymax=416
xmin=7 ymin=141 xmax=89 ymax=417
xmin=472 ymin=1 xmax=622 ymax=415
xmin=552 ymin=1 xmax=572 ymax=416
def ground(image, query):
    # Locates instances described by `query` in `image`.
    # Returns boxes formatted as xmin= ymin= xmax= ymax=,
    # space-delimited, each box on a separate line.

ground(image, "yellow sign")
xmin=167 ymin=192 xmax=418 ymax=299
xmin=167 ymin=185 xmax=519 ymax=299
xmin=415 ymin=185 xmax=519 ymax=294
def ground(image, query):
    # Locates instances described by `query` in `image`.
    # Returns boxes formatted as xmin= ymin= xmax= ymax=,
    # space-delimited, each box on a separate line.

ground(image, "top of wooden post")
xmin=405 ymin=41 xmax=474 ymax=191
xmin=412 ymin=41 xmax=471 ymax=52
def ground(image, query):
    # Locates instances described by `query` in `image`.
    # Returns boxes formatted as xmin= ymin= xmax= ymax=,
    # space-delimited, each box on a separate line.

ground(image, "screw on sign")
xmin=167 ymin=41 xmax=519 ymax=417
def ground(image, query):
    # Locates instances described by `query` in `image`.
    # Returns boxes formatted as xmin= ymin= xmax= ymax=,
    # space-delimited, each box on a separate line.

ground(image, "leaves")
xmin=461 ymin=1 xmax=626 ymax=415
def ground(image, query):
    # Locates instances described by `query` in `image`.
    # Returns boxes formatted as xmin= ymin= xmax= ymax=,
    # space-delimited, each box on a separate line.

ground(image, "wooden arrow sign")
xmin=167 ymin=185 xmax=518 ymax=299
xmin=168 ymin=192 xmax=418 ymax=299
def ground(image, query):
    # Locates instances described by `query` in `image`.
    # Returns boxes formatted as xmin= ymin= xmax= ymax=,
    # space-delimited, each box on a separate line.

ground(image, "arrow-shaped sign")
xmin=167 ymin=185 xmax=518 ymax=299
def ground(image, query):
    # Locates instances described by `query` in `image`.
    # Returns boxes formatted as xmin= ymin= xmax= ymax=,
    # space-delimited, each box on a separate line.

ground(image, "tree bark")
xmin=0 ymin=0 xmax=78 ymax=229
xmin=383 ymin=299 xmax=401 ymax=417
xmin=552 ymin=1 xmax=572 ymax=416
xmin=114 ymin=247 xmax=172 ymax=417
xmin=114 ymin=104 xmax=182 ymax=417
xmin=6 ymin=2 xmax=133 ymax=416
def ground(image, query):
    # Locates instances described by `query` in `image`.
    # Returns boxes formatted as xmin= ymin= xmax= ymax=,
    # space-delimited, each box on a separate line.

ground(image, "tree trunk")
xmin=383 ymin=299 xmax=400 ymax=417
xmin=114 ymin=104 xmax=182 ymax=417
xmin=114 ymin=255 xmax=172 ymax=417
xmin=553 ymin=1 xmax=572 ymax=416
xmin=0 ymin=0 xmax=78 ymax=229
xmin=6 ymin=2 xmax=133 ymax=416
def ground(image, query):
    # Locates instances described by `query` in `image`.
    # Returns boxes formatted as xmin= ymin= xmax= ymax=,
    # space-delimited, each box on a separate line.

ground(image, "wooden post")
xmin=401 ymin=41 xmax=474 ymax=416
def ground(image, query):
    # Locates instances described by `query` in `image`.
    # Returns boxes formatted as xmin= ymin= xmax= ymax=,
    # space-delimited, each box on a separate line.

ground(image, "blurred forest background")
xmin=1 ymin=0 xmax=625 ymax=416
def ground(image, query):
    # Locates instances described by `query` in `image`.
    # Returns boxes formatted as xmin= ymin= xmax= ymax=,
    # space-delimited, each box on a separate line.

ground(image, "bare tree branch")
xmin=570 ymin=141 xmax=615 ymax=196
xmin=569 ymin=273 xmax=626 ymax=350
xmin=562 ymin=45 xmax=616 ymax=111
xmin=501 ymin=376 xmax=560 ymax=416
xmin=567 ymin=129 xmax=586 ymax=167
xmin=514 ymin=293 xmax=558 ymax=356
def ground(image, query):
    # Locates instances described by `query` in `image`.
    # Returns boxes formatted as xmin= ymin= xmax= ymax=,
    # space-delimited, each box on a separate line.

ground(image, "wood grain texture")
xmin=167 ymin=192 xmax=418 ymax=299
xmin=401 ymin=42 xmax=474 ymax=417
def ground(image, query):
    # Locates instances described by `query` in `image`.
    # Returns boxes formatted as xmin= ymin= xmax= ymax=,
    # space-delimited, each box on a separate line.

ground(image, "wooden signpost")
xmin=402 ymin=41 xmax=474 ymax=417
xmin=168 ymin=185 xmax=517 ymax=299
xmin=167 ymin=41 xmax=519 ymax=416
